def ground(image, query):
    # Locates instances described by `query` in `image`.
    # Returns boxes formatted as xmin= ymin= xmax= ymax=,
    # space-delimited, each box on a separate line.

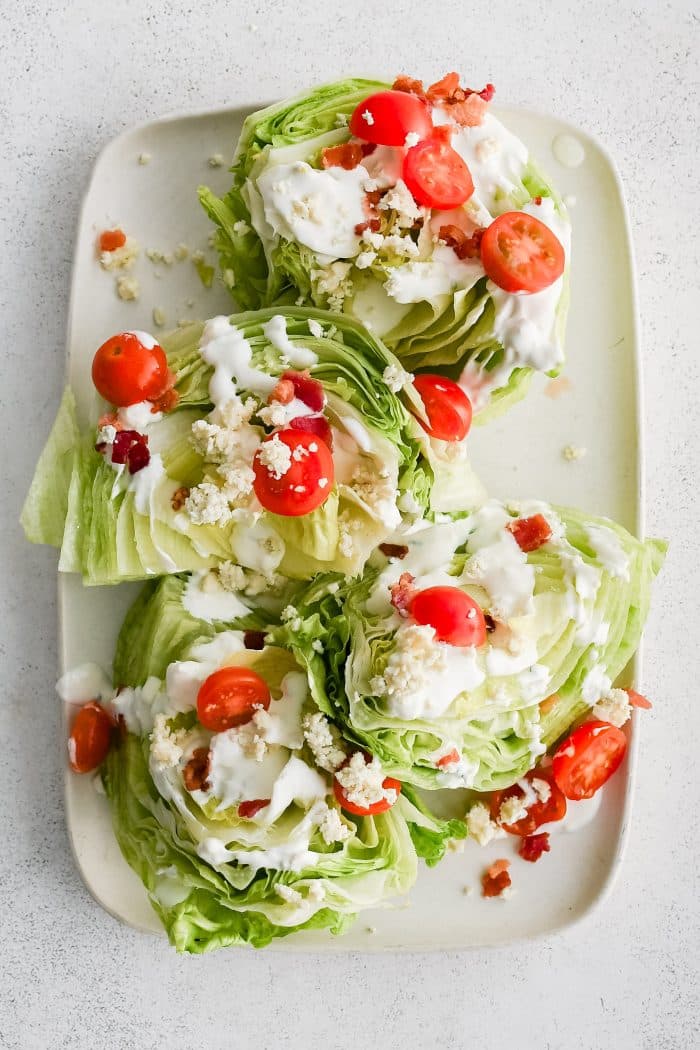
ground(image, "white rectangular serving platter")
xmin=59 ymin=101 xmax=643 ymax=950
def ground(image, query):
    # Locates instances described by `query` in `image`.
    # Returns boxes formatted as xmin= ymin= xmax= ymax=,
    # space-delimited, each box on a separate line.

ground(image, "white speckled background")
xmin=2 ymin=1 xmax=698 ymax=1047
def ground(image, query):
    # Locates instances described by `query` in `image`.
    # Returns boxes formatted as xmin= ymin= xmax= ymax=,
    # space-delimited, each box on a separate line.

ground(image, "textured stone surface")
xmin=1 ymin=2 xmax=698 ymax=1047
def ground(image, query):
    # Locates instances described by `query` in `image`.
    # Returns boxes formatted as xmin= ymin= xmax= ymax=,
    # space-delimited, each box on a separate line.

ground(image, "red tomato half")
xmin=490 ymin=769 xmax=567 ymax=836
xmin=552 ymin=720 xmax=627 ymax=801
xmin=68 ymin=701 xmax=114 ymax=774
xmin=349 ymin=90 xmax=432 ymax=146
xmin=92 ymin=332 xmax=171 ymax=407
xmin=411 ymin=586 xmax=486 ymax=647
xmin=253 ymin=430 xmax=334 ymax=517
xmin=197 ymin=667 xmax=271 ymax=732
xmin=480 ymin=212 xmax=565 ymax=293
xmin=403 ymin=135 xmax=474 ymax=210
xmin=412 ymin=374 xmax=473 ymax=441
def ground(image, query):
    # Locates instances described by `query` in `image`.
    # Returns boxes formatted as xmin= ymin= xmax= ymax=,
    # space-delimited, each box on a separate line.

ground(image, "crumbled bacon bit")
xmin=289 ymin=414 xmax=333 ymax=449
xmin=171 ymin=486 xmax=190 ymax=511
xmin=281 ymin=371 xmax=325 ymax=412
xmin=269 ymin=378 xmax=296 ymax=406
xmin=625 ymin=688 xmax=653 ymax=710
xmin=378 ymin=543 xmax=409 ymax=560
xmin=484 ymin=613 xmax=497 ymax=633
xmin=518 ymin=832 xmax=550 ymax=863
xmin=390 ymin=571 xmax=416 ymax=617
xmin=436 ymin=748 xmax=460 ymax=768
xmin=360 ymin=142 xmax=377 ymax=157
xmin=506 ymin=514 xmax=553 ymax=553
xmin=449 ymin=94 xmax=489 ymax=127
xmin=182 ymin=748 xmax=211 ymax=792
xmin=425 ymin=74 xmax=493 ymax=126
xmin=98 ymin=228 xmax=127 ymax=252
xmin=151 ymin=385 xmax=180 ymax=413
xmin=533 ymin=195 xmax=543 ymax=205
xmin=481 ymin=858 xmax=512 ymax=898
xmin=354 ymin=217 xmax=382 ymax=236
xmin=392 ymin=75 xmax=426 ymax=97
xmin=98 ymin=412 xmax=123 ymax=432
xmin=426 ymin=72 xmax=461 ymax=101
xmin=238 ymin=798 xmax=270 ymax=819
xmin=539 ymin=693 xmax=559 ymax=715
xmin=365 ymin=189 xmax=383 ymax=208
xmin=439 ymin=224 xmax=485 ymax=260
xmin=244 ymin=630 xmax=267 ymax=651
xmin=321 ymin=142 xmax=364 ymax=170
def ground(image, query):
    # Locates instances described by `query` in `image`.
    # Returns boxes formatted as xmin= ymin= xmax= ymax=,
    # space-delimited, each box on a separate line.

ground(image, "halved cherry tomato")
xmin=490 ymin=769 xmax=567 ymax=836
xmin=412 ymin=373 xmax=473 ymax=441
xmin=98 ymin=228 xmax=127 ymax=252
xmin=411 ymin=585 xmax=486 ymax=647
xmin=349 ymin=90 xmax=432 ymax=146
xmin=552 ymin=720 xmax=627 ymax=801
xmin=626 ymin=688 xmax=653 ymax=710
xmin=403 ymin=134 xmax=474 ymax=210
xmin=197 ymin=667 xmax=271 ymax=732
xmin=333 ymin=755 xmax=401 ymax=817
xmin=92 ymin=332 xmax=171 ymax=407
xmin=480 ymin=212 xmax=565 ymax=293
xmin=68 ymin=701 xmax=114 ymax=773
xmin=253 ymin=429 xmax=334 ymax=517
xmin=506 ymin=514 xmax=552 ymax=553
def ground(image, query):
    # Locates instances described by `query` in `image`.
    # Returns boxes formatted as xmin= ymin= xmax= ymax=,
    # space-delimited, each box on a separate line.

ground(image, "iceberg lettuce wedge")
xmin=278 ymin=502 xmax=665 ymax=792
xmin=22 ymin=307 xmax=484 ymax=585
xmin=200 ymin=78 xmax=571 ymax=420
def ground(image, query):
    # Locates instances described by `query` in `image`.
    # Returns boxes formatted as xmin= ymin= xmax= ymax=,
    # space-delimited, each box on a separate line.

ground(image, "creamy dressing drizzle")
xmin=56 ymin=663 xmax=113 ymax=705
xmin=182 ymin=571 xmax=251 ymax=622
xmin=262 ymin=314 xmax=318 ymax=369
xmin=200 ymin=316 xmax=276 ymax=404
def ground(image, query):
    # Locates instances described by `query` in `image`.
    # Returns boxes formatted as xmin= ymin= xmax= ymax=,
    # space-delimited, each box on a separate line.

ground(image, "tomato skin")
xmin=411 ymin=585 xmax=486 ymax=647
xmin=92 ymin=332 xmax=171 ymax=407
xmin=349 ymin=90 xmax=432 ymax=146
xmin=196 ymin=667 xmax=271 ymax=732
xmin=552 ymin=720 xmax=627 ymax=801
xmin=333 ymin=774 xmax=401 ymax=817
xmin=490 ymin=769 xmax=567 ymax=836
xmin=253 ymin=429 xmax=334 ymax=517
xmin=412 ymin=374 xmax=473 ymax=441
xmin=480 ymin=211 xmax=565 ymax=294
xmin=403 ymin=136 xmax=474 ymax=210
xmin=68 ymin=701 xmax=114 ymax=773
